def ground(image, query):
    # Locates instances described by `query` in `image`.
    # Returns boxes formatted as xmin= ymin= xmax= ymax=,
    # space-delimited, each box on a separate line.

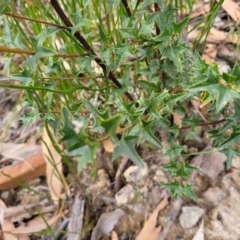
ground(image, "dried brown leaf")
xmin=173 ymin=112 xmax=182 ymax=127
xmin=103 ymin=138 xmax=115 ymax=153
xmin=0 ymin=152 xmax=45 ymax=190
xmin=0 ymin=199 xmax=29 ymax=240
xmin=221 ymin=0 xmax=240 ymax=23
xmin=11 ymin=214 xmax=59 ymax=235
xmin=202 ymin=44 xmax=217 ymax=63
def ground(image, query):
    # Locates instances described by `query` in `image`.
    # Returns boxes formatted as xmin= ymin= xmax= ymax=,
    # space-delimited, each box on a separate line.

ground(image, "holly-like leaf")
xmin=153 ymin=27 xmax=172 ymax=43
xmin=112 ymin=135 xmax=144 ymax=168
xmin=219 ymin=125 xmax=240 ymax=149
xmin=189 ymin=71 xmax=240 ymax=112
xmin=161 ymin=179 xmax=183 ymax=199
xmin=61 ymin=107 xmax=85 ymax=150
xmin=173 ymin=17 xmax=189 ymax=36
xmin=11 ymin=67 xmax=32 ymax=85
xmin=129 ymin=120 xmax=162 ymax=148
xmin=164 ymin=142 xmax=186 ymax=158
xmin=86 ymin=102 xmax=122 ymax=142
xmin=0 ymin=0 xmax=11 ymax=14
xmin=228 ymin=100 xmax=240 ymax=124
xmin=161 ymin=43 xmax=186 ymax=71
xmin=182 ymin=184 xmax=198 ymax=202
xmin=220 ymin=147 xmax=240 ymax=169
xmin=175 ymin=163 xmax=191 ymax=177
xmin=25 ymin=46 xmax=55 ymax=72
xmin=113 ymin=45 xmax=134 ymax=70
xmin=162 ymin=160 xmax=179 ymax=174
xmin=67 ymin=144 xmax=98 ymax=171
xmin=20 ymin=108 xmax=40 ymax=134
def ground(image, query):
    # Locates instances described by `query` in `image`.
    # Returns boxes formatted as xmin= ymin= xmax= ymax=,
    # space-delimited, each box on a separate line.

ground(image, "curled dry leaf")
xmin=136 ymin=196 xmax=169 ymax=240
xmin=42 ymin=127 xmax=70 ymax=203
xmin=91 ymin=209 xmax=125 ymax=240
xmin=0 ymin=152 xmax=45 ymax=190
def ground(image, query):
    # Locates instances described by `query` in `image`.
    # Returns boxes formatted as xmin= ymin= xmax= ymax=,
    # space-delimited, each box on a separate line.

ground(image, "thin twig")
xmin=5 ymin=12 xmax=69 ymax=30
xmin=114 ymin=157 xmax=129 ymax=192
xmin=0 ymin=45 xmax=88 ymax=58
xmin=180 ymin=119 xmax=226 ymax=130
xmin=121 ymin=0 xmax=132 ymax=17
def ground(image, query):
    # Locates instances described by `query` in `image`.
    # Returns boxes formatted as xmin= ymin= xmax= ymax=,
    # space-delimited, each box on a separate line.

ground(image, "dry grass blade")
xmin=41 ymin=127 xmax=70 ymax=203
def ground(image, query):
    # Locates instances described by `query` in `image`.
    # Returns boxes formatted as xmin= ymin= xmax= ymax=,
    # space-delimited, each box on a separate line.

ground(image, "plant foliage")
xmin=0 ymin=0 xmax=238 ymax=201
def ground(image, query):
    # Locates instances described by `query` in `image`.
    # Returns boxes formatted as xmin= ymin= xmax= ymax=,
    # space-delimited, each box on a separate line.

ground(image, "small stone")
xmin=153 ymin=169 xmax=168 ymax=183
xmin=232 ymin=155 xmax=240 ymax=169
xmin=115 ymin=184 xmax=135 ymax=206
xmin=191 ymin=146 xmax=226 ymax=181
xmin=206 ymin=187 xmax=240 ymax=239
xmin=179 ymin=206 xmax=204 ymax=229
xmin=124 ymin=163 xmax=148 ymax=183
xmin=202 ymin=187 xmax=226 ymax=207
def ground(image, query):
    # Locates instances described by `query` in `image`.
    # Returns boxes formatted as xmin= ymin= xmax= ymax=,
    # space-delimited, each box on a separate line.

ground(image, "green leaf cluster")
xmin=2 ymin=0 xmax=240 ymax=202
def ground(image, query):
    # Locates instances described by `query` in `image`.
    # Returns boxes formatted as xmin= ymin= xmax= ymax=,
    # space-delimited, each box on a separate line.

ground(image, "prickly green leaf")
xmin=20 ymin=109 xmax=40 ymax=134
xmin=220 ymin=147 xmax=240 ymax=169
xmin=79 ymin=55 xmax=95 ymax=74
xmin=113 ymin=45 xmax=134 ymax=70
xmin=100 ymin=114 xmax=123 ymax=142
xmin=11 ymin=67 xmax=32 ymax=85
xmin=153 ymin=27 xmax=172 ymax=43
xmin=173 ymin=17 xmax=189 ymax=35
xmin=228 ymin=100 xmax=240 ymax=124
xmin=184 ymin=162 xmax=198 ymax=175
xmin=161 ymin=179 xmax=182 ymax=198
xmin=164 ymin=142 xmax=185 ymax=158
xmin=219 ymin=125 xmax=240 ymax=149
xmin=162 ymin=160 xmax=179 ymax=174
xmin=86 ymin=101 xmax=122 ymax=142
xmin=119 ymin=28 xmax=138 ymax=38
xmin=61 ymin=107 xmax=85 ymax=150
xmin=182 ymin=184 xmax=198 ymax=202
xmin=113 ymin=135 xmax=144 ymax=168
xmin=129 ymin=120 xmax=162 ymax=148
xmin=175 ymin=163 xmax=191 ymax=177
xmin=0 ymin=0 xmax=11 ymax=14
xmin=25 ymin=46 xmax=55 ymax=72
xmin=67 ymin=144 xmax=98 ymax=171
xmin=161 ymin=44 xmax=183 ymax=71
xmin=189 ymin=82 xmax=240 ymax=112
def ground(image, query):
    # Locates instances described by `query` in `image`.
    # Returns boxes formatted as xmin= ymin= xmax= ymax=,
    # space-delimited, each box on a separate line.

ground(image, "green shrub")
xmin=1 ymin=0 xmax=238 ymax=201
